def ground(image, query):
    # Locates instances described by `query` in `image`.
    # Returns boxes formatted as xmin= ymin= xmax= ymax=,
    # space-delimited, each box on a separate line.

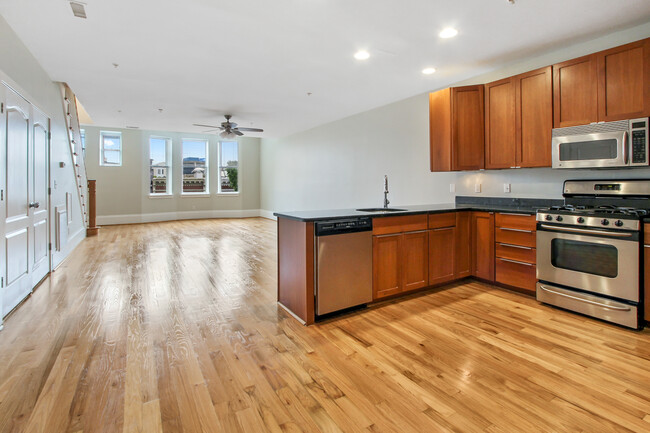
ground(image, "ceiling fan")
xmin=193 ymin=114 xmax=264 ymax=139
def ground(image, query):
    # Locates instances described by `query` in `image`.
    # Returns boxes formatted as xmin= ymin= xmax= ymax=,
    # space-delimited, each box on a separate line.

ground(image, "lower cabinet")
xmin=429 ymin=226 xmax=456 ymax=285
xmin=373 ymin=230 xmax=429 ymax=300
xmin=494 ymin=213 xmax=537 ymax=292
xmin=644 ymin=226 xmax=650 ymax=322
xmin=471 ymin=212 xmax=495 ymax=281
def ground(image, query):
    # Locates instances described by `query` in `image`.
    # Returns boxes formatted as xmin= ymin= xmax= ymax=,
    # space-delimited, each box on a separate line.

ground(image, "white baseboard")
xmin=97 ymin=209 xmax=266 ymax=225
xmin=259 ymin=209 xmax=277 ymax=221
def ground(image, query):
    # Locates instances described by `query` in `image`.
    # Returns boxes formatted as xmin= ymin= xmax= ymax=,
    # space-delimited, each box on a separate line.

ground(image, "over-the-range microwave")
xmin=552 ymin=118 xmax=649 ymax=169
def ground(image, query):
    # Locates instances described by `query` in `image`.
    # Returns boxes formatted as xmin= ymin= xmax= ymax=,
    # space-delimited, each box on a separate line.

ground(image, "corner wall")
xmin=82 ymin=126 xmax=261 ymax=224
xmin=261 ymin=21 xmax=650 ymax=214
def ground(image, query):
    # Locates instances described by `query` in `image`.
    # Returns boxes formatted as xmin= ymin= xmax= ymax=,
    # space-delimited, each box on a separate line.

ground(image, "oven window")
xmin=551 ymin=239 xmax=618 ymax=277
xmin=559 ymin=139 xmax=618 ymax=161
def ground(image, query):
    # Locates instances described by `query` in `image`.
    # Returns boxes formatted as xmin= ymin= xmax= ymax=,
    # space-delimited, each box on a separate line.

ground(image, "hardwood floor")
xmin=0 ymin=218 xmax=649 ymax=433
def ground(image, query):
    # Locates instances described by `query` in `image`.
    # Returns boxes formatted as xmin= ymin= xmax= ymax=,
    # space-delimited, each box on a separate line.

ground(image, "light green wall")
xmin=83 ymin=125 xmax=260 ymax=222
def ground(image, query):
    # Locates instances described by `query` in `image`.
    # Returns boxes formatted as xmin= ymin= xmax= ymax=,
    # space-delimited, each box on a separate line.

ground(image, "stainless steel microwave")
xmin=552 ymin=118 xmax=649 ymax=169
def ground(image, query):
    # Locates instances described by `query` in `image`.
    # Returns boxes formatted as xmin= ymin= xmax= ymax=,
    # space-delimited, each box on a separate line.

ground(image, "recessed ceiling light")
xmin=354 ymin=50 xmax=370 ymax=60
xmin=422 ymin=67 xmax=436 ymax=75
xmin=439 ymin=28 xmax=458 ymax=39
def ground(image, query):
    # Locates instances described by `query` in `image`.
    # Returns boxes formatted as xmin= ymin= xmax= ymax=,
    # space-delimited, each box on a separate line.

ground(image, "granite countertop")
xmin=273 ymin=203 xmax=545 ymax=222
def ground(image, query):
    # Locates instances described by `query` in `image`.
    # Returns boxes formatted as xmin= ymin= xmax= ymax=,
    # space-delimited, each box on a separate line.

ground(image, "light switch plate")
xmin=450 ymin=183 xmax=456 ymax=193
xmin=504 ymin=183 xmax=511 ymax=193
xmin=474 ymin=183 xmax=481 ymax=193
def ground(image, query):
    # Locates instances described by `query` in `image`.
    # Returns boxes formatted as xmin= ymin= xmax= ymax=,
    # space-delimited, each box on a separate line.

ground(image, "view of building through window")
xmin=150 ymin=137 xmax=170 ymax=194
xmin=100 ymin=131 xmax=121 ymax=166
xmin=182 ymin=139 xmax=208 ymax=193
xmin=219 ymin=141 xmax=239 ymax=192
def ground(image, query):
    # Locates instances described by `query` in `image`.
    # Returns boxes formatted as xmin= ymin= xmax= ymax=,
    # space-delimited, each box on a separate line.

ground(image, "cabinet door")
xmin=485 ymin=78 xmax=516 ymax=169
xmin=429 ymin=227 xmax=456 ymax=286
xmin=597 ymin=38 xmax=650 ymax=122
xmin=401 ymin=231 xmax=429 ymax=292
xmin=373 ymin=234 xmax=401 ymax=299
xmin=455 ymin=212 xmax=471 ymax=278
xmin=429 ymin=88 xmax=452 ymax=172
xmin=472 ymin=212 xmax=495 ymax=281
xmin=516 ymin=66 xmax=553 ymax=167
xmin=452 ymin=85 xmax=485 ymax=170
xmin=645 ymin=244 xmax=650 ymax=322
xmin=553 ymin=54 xmax=598 ymax=128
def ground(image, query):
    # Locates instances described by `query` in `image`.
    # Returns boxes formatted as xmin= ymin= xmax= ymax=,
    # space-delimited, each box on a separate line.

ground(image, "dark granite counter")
xmin=273 ymin=197 xmax=563 ymax=222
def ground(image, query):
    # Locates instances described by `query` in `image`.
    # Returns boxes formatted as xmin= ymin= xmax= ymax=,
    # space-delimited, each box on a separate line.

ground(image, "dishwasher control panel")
xmin=315 ymin=217 xmax=372 ymax=236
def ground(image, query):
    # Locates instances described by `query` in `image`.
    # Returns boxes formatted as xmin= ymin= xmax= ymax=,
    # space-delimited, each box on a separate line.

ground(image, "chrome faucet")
xmin=383 ymin=175 xmax=390 ymax=208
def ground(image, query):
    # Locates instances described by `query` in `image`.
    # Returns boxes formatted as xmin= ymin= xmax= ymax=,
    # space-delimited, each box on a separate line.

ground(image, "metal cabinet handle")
xmin=498 ymin=243 xmax=532 ymax=250
xmin=499 ymin=227 xmax=532 ymax=233
xmin=538 ymin=285 xmax=631 ymax=311
xmin=29 ymin=202 xmax=40 ymax=209
xmin=498 ymin=257 xmax=534 ymax=266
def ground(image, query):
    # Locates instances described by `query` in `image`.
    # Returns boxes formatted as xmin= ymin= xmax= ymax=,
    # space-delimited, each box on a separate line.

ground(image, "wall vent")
xmin=69 ymin=1 xmax=87 ymax=19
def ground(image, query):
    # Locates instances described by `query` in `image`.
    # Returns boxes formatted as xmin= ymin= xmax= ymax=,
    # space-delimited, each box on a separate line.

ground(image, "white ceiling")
xmin=1 ymin=0 xmax=650 ymax=138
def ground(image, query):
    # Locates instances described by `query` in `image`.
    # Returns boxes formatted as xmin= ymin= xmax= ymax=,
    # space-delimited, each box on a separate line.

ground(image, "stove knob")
xmin=614 ymin=220 xmax=624 ymax=227
xmin=545 ymin=215 xmax=553 ymax=221
xmin=577 ymin=217 xmax=585 ymax=223
xmin=601 ymin=219 xmax=610 ymax=226
xmin=555 ymin=216 xmax=563 ymax=222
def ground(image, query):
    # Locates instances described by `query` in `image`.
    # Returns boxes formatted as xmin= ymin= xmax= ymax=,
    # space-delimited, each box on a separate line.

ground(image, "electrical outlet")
xmin=504 ymin=183 xmax=511 ymax=193
xmin=449 ymin=183 xmax=456 ymax=193
xmin=474 ymin=183 xmax=481 ymax=193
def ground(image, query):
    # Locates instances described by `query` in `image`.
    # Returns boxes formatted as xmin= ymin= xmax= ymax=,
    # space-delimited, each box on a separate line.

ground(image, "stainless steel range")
xmin=536 ymin=179 xmax=649 ymax=329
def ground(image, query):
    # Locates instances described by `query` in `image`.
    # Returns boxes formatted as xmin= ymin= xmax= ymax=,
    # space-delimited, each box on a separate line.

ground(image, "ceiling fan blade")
xmin=202 ymin=129 xmax=220 ymax=133
xmin=235 ymin=127 xmax=264 ymax=132
xmin=234 ymin=130 xmax=244 ymax=136
xmin=193 ymin=123 xmax=222 ymax=129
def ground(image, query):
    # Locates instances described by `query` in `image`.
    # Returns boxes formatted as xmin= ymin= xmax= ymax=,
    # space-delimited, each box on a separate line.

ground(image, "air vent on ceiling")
xmin=69 ymin=1 xmax=87 ymax=19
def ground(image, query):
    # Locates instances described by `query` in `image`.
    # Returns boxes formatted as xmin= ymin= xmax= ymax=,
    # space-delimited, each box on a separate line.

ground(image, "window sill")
xmin=181 ymin=193 xmax=211 ymax=198
xmin=149 ymin=194 xmax=173 ymax=199
xmin=216 ymin=192 xmax=240 ymax=197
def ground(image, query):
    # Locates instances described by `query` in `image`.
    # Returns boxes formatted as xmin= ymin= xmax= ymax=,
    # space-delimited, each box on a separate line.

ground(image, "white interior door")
xmin=31 ymin=108 xmax=49 ymax=284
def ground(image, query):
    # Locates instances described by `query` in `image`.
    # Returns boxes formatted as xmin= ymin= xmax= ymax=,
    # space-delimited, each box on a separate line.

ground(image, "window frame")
xmin=181 ymin=138 xmax=209 ymax=195
xmin=99 ymin=130 xmax=122 ymax=167
xmin=217 ymin=140 xmax=240 ymax=195
xmin=149 ymin=136 xmax=172 ymax=196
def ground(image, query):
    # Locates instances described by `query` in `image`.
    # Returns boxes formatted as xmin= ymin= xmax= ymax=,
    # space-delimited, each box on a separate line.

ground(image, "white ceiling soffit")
xmin=1 ymin=0 xmax=650 ymax=138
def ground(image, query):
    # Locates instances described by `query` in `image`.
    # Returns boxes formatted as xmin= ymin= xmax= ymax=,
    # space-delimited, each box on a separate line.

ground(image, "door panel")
xmin=373 ymin=234 xmax=401 ymax=299
xmin=31 ymin=111 xmax=49 ymax=283
xmin=401 ymin=231 xmax=428 ymax=292
xmin=553 ymin=54 xmax=598 ymax=127
xmin=6 ymin=228 xmax=28 ymax=286
xmin=33 ymin=219 xmax=48 ymax=268
xmin=485 ymin=78 xmax=516 ymax=169
xmin=429 ymin=227 xmax=456 ymax=285
xmin=6 ymin=109 xmax=29 ymax=220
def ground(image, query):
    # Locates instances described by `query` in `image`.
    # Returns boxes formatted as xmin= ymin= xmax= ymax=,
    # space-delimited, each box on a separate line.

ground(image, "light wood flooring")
xmin=0 ymin=218 xmax=649 ymax=433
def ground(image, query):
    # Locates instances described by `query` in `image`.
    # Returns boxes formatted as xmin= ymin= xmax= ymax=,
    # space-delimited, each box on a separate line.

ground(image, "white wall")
xmin=261 ymin=21 xmax=650 ymax=212
xmin=83 ymin=126 xmax=261 ymax=224
xmin=0 ymin=16 xmax=85 ymax=268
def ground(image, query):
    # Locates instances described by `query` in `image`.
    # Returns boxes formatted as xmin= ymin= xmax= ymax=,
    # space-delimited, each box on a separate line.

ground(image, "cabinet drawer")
xmin=428 ymin=212 xmax=456 ymax=229
xmin=495 ymin=257 xmax=536 ymax=292
xmin=373 ymin=214 xmax=428 ymax=235
xmin=495 ymin=227 xmax=536 ymax=247
xmin=495 ymin=213 xmax=536 ymax=231
xmin=495 ymin=243 xmax=536 ymax=264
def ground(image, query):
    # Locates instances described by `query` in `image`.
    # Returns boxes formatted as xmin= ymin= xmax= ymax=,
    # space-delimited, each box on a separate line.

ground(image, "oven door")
xmin=536 ymin=225 xmax=639 ymax=302
xmin=552 ymin=130 xmax=627 ymax=168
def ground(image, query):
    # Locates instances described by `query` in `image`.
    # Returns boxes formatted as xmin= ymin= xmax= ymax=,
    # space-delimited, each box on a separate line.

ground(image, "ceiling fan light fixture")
xmin=220 ymin=130 xmax=238 ymax=139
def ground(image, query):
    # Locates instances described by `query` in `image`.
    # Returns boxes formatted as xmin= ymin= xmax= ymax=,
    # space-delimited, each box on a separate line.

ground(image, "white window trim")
xmin=149 ymin=136 xmax=172 ymax=195
xmin=217 ymin=140 xmax=240 ymax=195
xmin=181 ymin=138 xmax=209 ymax=195
xmin=99 ymin=130 xmax=122 ymax=166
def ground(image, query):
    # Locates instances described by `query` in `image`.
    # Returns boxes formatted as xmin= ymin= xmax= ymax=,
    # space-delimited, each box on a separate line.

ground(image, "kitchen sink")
xmin=356 ymin=207 xmax=407 ymax=212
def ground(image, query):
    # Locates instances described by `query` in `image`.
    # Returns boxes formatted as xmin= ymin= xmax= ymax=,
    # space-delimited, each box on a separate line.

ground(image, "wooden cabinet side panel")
xmin=553 ymin=54 xmax=598 ymax=128
xmin=646 ymin=244 xmax=650 ymax=322
xmin=429 ymin=89 xmax=452 ymax=172
xmin=471 ymin=212 xmax=495 ymax=281
xmin=277 ymin=218 xmax=314 ymax=324
xmin=485 ymin=78 xmax=516 ymax=169
xmin=373 ymin=234 xmax=402 ymax=299
xmin=452 ymin=85 xmax=485 ymax=170
xmin=454 ymin=212 xmax=471 ymax=278
xmin=429 ymin=227 xmax=456 ymax=286
xmin=402 ymin=231 xmax=429 ymax=292
xmin=598 ymin=38 xmax=650 ymax=121
xmin=516 ymin=66 xmax=553 ymax=167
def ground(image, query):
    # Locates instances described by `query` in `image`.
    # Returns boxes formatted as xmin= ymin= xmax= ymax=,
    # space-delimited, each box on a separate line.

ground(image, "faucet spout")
xmin=383 ymin=175 xmax=390 ymax=208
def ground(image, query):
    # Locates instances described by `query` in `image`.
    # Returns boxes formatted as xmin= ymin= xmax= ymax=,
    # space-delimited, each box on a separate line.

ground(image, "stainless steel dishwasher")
xmin=314 ymin=217 xmax=373 ymax=316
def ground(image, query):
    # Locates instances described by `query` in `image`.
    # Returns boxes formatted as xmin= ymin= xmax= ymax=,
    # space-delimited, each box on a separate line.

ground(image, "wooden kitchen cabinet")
xmin=644 ymin=224 xmax=650 ymax=322
xmin=471 ymin=212 xmax=495 ymax=282
xmin=373 ymin=234 xmax=402 ymax=299
xmin=428 ymin=213 xmax=456 ymax=286
xmin=429 ymin=85 xmax=485 ymax=171
xmin=494 ymin=213 xmax=537 ymax=293
xmin=402 ymin=231 xmax=429 ymax=292
xmin=455 ymin=211 xmax=472 ymax=279
xmin=485 ymin=78 xmax=516 ymax=169
xmin=553 ymin=54 xmax=599 ymax=127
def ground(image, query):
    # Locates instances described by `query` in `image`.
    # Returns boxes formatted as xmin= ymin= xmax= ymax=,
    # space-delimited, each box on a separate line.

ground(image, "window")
xmin=182 ymin=139 xmax=208 ymax=194
xmin=219 ymin=141 xmax=239 ymax=193
xmin=100 ymin=131 xmax=122 ymax=166
xmin=150 ymin=137 xmax=171 ymax=195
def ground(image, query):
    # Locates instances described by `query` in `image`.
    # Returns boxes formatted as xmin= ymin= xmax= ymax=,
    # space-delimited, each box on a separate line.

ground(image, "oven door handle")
xmin=538 ymin=285 xmax=632 ymax=311
xmin=538 ymin=224 xmax=634 ymax=238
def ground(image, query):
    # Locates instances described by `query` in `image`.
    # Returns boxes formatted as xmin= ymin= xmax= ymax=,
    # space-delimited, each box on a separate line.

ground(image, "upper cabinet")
xmin=554 ymin=38 xmax=650 ymax=127
xmin=485 ymin=67 xmax=553 ymax=169
xmin=429 ymin=85 xmax=485 ymax=171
